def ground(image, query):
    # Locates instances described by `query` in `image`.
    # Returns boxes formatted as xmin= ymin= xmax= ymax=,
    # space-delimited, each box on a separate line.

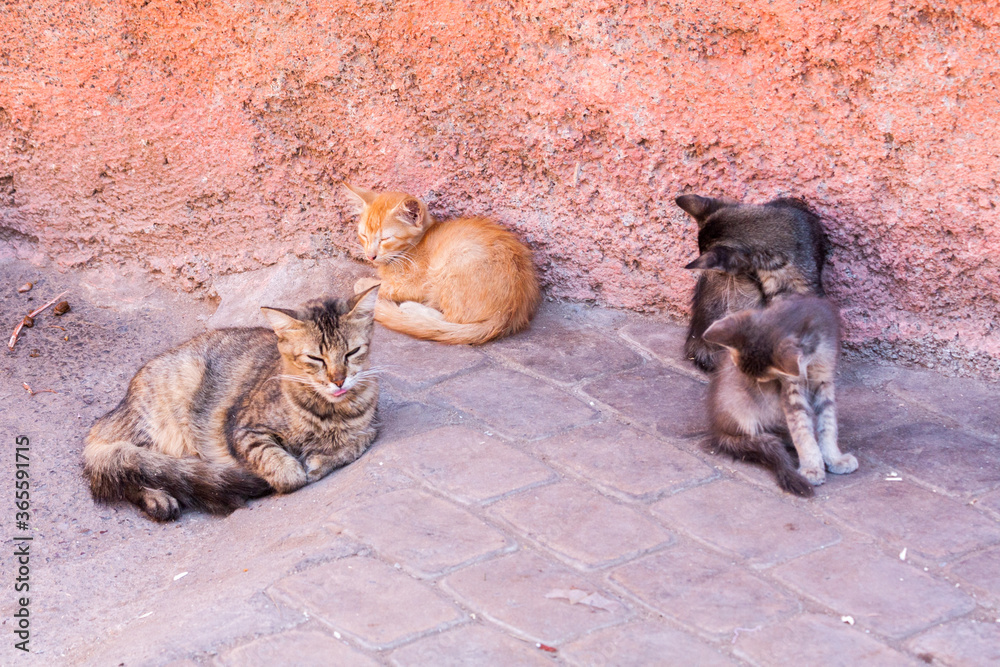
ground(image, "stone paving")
xmin=2 ymin=256 xmax=999 ymax=666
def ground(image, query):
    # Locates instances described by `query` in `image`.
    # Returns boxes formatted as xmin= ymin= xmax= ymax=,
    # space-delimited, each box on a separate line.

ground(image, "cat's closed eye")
xmin=345 ymin=346 xmax=363 ymax=359
xmin=299 ymin=355 xmax=326 ymax=368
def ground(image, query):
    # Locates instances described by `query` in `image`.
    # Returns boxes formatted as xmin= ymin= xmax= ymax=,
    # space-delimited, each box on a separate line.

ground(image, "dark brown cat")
xmin=676 ymin=195 xmax=829 ymax=372
xmin=702 ymin=295 xmax=857 ymax=496
xmin=83 ymin=288 xmax=380 ymax=521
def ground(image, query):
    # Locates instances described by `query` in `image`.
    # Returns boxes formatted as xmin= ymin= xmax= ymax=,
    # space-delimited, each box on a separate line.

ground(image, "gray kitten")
xmin=676 ymin=195 xmax=829 ymax=372
xmin=703 ymin=295 xmax=856 ymax=496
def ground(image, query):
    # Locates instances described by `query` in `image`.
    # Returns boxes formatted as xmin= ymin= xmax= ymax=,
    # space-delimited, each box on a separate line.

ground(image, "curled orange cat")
xmin=343 ymin=183 xmax=540 ymax=345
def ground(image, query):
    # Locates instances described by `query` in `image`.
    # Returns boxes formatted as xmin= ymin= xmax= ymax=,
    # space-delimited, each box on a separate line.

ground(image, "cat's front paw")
xmin=304 ymin=454 xmax=338 ymax=484
xmin=827 ymin=453 xmax=859 ymax=475
xmin=800 ymin=465 xmax=826 ymax=486
xmin=267 ymin=457 xmax=308 ymax=494
xmin=354 ymin=277 xmax=381 ymax=295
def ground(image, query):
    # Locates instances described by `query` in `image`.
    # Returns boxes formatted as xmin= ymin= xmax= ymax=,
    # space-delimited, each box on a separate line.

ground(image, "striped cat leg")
xmin=780 ymin=380 xmax=826 ymax=486
xmin=234 ymin=430 xmax=307 ymax=494
xmin=813 ymin=380 xmax=858 ymax=475
xmin=303 ymin=430 xmax=377 ymax=484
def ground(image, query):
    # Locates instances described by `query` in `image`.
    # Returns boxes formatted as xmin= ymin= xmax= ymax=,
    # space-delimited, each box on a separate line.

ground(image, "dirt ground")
xmin=1 ymin=255 xmax=998 ymax=666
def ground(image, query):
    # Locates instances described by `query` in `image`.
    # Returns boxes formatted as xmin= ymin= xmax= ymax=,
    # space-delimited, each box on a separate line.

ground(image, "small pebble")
xmin=18 ymin=282 xmax=33 ymax=293
xmin=22 ymin=315 xmax=35 ymax=328
xmin=53 ymin=300 xmax=71 ymax=315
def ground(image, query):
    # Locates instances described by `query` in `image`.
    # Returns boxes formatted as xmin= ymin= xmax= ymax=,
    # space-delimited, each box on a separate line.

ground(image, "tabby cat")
xmin=83 ymin=287 xmax=380 ymax=521
xmin=676 ymin=194 xmax=829 ymax=372
xmin=343 ymin=182 xmax=540 ymax=345
xmin=702 ymin=295 xmax=857 ymax=496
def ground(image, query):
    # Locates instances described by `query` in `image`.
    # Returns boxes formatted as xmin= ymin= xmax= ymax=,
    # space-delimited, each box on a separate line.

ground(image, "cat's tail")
xmin=374 ymin=300 xmax=513 ymax=345
xmin=83 ymin=437 xmax=271 ymax=521
xmin=712 ymin=432 xmax=815 ymax=497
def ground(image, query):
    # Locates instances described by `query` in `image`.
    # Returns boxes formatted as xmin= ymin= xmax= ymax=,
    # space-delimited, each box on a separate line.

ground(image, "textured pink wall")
xmin=2 ymin=1 xmax=998 ymax=377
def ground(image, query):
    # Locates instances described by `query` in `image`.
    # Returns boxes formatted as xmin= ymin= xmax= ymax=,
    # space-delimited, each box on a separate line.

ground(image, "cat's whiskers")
xmin=387 ymin=251 xmax=417 ymax=271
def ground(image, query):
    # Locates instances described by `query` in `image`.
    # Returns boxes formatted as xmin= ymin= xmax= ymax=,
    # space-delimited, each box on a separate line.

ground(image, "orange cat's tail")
xmin=374 ymin=300 xmax=513 ymax=345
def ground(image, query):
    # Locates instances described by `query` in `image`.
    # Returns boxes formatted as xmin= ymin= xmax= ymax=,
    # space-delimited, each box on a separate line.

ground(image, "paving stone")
xmin=733 ymin=613 xmax=919 ymax=667
xmin=217 ymin=629 xmax=379 ymax=667
xmin=388 ymin=623 xmax=552 ymax=666
xmin=378 ymin=425 xmax=556 ymax=504
xmin=650 ymin=480 xmax=841 ymax=568
xmin=318 ymin=450 xmax=416 ymax=513
xmin=619 ymin=320 xmax=691 ymax=367
xmin=375 ymin=391 xmax=458 ymax=444
xmin=905 ymin=618 xmax=1000 ymax=665
xmin=947 ymin=546 xmax=1000 ymax=608
xmin=870 ymin=423 xmax=1000 ymax=496
xmin=836 ymin=384 xmax=927 ymax=439
xmin=269 ymin=556 xmax=463 ymax=650
xmin=771 ymin=541 xmax=976 ymax=639
xmin=978 ymin=488 xmax=1000 ymax=515
xmin=329 ymin=488 xmax=511 ymax=578
xmin=490 ymin=308 xmax=643 ymax=383
xmin=610 ymin=542 xmax=800 ymax=639
xmin=431 ymin=367 xmax=599 ymax=439
xmin=370 ymin=326 xmax=486 ymax=389
xmin=488 ymin=481 xmax=673 ymax=569
xmin=441 ymin=550 xmax=629 ymax=645
xmin=530 ymin=421 xmax=718 ymax=500
xmin=561 ymin=620 xmax=738 ymax=666
xmin=820 ymin=479 xmax=1000 ymax=559
xmin=581 ymin=363 xmax=707 ymax=438
xmin=886 ymin=369 xmax=1000 ymax=442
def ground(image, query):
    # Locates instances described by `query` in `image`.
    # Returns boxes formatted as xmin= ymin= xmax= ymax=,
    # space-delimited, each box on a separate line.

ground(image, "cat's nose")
xmin=330 ymin=371 xmax=346 ymax=387
xmin=367 ymin=253 xmax=377 ymax=261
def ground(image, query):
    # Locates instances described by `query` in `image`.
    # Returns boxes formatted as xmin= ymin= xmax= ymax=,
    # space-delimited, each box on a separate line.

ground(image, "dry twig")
xmin=22 ymin=382 xmax=57 ymax=397
xmin=8 ymin=290 xmax=67 ymax=351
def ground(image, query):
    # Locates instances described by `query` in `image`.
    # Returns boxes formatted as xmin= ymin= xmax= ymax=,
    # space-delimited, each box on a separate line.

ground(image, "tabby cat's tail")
xmin=83 ymin=438 xmax=271 ymax=519
xmin=374 ymin=299 xmax=515 ymax=345
xmin=712 ymin=433 xmax=815 ymax=497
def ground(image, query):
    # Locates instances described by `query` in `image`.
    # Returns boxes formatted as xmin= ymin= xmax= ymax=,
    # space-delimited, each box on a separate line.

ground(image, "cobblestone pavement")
xmin=2 ymin=256 xmax=999 ymax=666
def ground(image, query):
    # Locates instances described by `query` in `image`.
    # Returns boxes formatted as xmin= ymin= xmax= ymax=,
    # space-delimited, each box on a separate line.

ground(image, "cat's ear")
xmin=772 ymin=338 xmax=804 ymax=378
xmin=346 ymin=284 xmax=379 ymax=322
xmin=342 ymin=182 xmax=377 ymax=213
xmin=703 ymin=314 xmax=742 ymax=349
xmin=395 ymin=197 xmax=425 ymax=227
xmin=675 ymin=194 xmax=729 ymax=226
xmin=260 ymin=307 xmax=306 ymax=335
xmin=684 ymin=246 xmax=750 ymax=273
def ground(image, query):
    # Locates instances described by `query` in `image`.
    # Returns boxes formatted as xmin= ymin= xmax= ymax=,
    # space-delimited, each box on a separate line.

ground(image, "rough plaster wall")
xmin=1 ymin=0 xmax=998 ymax=377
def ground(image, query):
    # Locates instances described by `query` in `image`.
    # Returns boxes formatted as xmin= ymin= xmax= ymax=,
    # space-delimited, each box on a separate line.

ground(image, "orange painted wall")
xmin=1 ymin=1 xmax=998 ymax=376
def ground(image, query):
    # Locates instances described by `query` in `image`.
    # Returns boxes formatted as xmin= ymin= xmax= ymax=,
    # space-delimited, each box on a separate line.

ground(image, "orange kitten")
xmin=343 ymin=183 xmax=540 ymax=345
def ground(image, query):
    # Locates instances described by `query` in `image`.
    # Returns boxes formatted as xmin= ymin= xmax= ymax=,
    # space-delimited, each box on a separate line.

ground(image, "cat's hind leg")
xmin=137 ymin=487 xmax=181 ymax=522
xmin=813 ymin=380 xmax=858 ymax=475
xmin=398 ymin=301 xmax=444 ymax=319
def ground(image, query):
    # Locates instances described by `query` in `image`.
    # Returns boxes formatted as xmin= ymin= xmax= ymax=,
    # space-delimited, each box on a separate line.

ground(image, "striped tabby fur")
xmin=83 ymin=287 xmax=380 ymax=521
xmin=702 ymin=295 xmax=857 ymax=496
xmin=676 ymin=194 xmax=829 ymax=372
